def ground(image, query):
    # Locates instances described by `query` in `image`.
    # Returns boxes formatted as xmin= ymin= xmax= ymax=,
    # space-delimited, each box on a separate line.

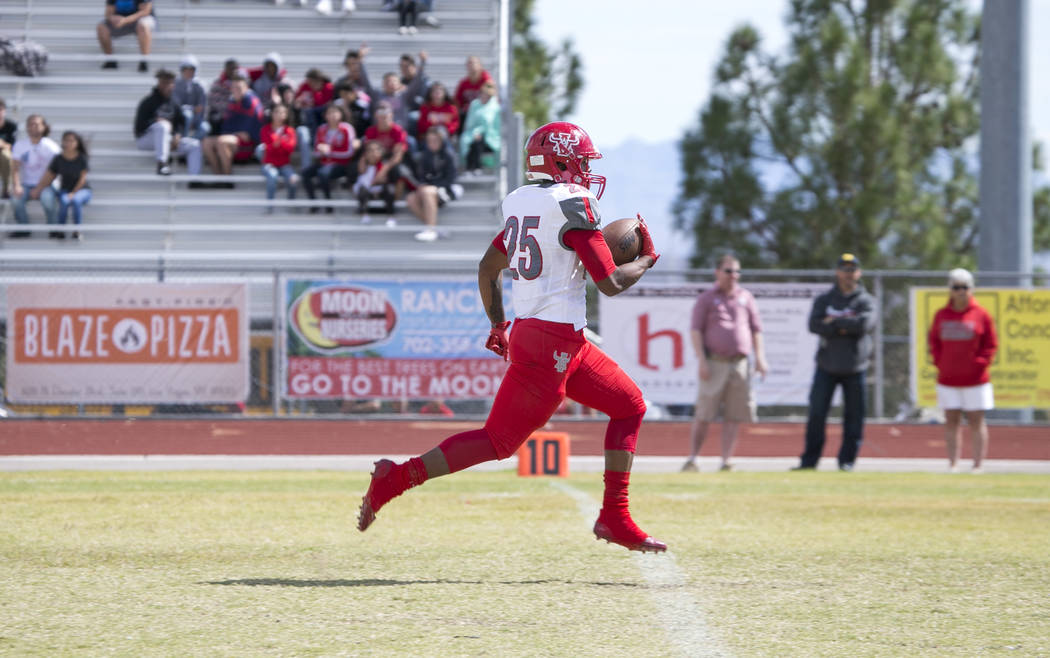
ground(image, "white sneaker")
xmin=385 ymin=217 xmax=397 ymax=227
xmin=274 ymin=0 xmax=286 ymax=5
xmin=399 ymin=26 xmax=409 ymax=35
xmin=421 ymin=14 xmax=440 ymax=27
xmin=342 ymin=0 xmax=356 ymax=10
xmin=315 ymin=0 xmax=333 ymax=15
xmin=414 ymin=228 xmax=438 ymax=242
xmin=361 ymin=214 xmax=373 ymax=224
xmin=449 ymin=183 xmax=464 ymax=199
xmin=972 ymin=466 xmax=984 ymax=475
xmin=407 ymin=25 xmax=418 ymax=35
xmin=436 ymin=187 xmax=451 ymax=204
xmin=948 ymin=464 xmax=959 ymax=474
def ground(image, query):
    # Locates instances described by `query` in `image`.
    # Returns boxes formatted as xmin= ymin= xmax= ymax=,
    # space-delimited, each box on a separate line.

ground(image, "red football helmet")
xmin=524 ymin=121 xmax=606 ymax=199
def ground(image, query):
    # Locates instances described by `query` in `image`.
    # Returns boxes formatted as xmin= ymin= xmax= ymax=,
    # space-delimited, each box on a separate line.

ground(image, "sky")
xmin=534 ymin=0 xmax=1050 ymax=151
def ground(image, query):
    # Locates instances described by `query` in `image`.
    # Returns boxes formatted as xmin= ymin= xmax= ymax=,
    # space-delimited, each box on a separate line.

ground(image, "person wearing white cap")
xmin=927 ymin=268 xmax=998 ymax=473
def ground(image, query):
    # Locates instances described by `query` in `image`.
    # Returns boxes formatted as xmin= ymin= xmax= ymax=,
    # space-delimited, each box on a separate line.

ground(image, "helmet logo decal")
xmin=549 ymin=132 xmax=580 ymax=157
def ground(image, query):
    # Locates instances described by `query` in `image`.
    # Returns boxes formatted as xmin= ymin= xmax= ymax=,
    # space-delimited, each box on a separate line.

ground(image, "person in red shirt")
xmin=362 ymin=103 xmax=411 ymax=200
xmin=259 ymin=103 xmax=298 ymax=208
xmin=300 ymin=104 xmax=355 ymax=213
xmin=416 ymin=82 xmax=459 ymax=143
xmin=453 ymin=55 xmax=492 ymax=136
xmin=927 ymin=268 xmax=998 ymax=473
xmin=294 ymin=68 xmax=335 ymax=140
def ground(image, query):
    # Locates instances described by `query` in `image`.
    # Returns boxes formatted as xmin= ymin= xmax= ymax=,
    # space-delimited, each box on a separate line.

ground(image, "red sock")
xmin=396 ymin=456 xmax=428 ymax=492
xmin=602 ymin=470 xmax=631 ymax=515
xmin=438 ymin=429 xmax=498 ymax=474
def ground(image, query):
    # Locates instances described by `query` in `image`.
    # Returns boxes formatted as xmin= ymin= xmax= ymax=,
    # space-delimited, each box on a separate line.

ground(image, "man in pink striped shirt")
xmin=682 ymin=254 xmax=768 ymax=472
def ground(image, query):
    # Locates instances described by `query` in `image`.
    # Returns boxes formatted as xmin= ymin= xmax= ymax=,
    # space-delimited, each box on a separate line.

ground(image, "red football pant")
xmin=482 ymin=318 xmax=647 ymax=460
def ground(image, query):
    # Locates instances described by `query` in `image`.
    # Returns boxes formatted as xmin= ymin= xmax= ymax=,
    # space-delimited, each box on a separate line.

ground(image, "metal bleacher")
xmin=1 ymin=0 xmax=504 ymax=271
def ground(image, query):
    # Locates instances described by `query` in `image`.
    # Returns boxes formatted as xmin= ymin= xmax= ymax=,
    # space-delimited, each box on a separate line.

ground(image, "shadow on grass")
xmin=204 ymin=578 xmax=640 ymax=588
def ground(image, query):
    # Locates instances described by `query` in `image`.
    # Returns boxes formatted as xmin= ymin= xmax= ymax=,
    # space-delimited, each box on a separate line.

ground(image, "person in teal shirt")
xmin=459 ymin=80 xmax=500 ymax=174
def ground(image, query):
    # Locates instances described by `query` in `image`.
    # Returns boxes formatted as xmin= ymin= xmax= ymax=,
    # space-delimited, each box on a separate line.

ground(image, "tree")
xmin=512 ymin=0 xmax=584 ymax=133
xmin=672 ymin=0 xmax=1046 ymax=270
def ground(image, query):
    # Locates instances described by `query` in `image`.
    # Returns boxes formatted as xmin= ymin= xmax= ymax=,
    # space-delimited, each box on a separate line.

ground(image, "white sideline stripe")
xmin=549 ymin=480 xmax=731 ymax=658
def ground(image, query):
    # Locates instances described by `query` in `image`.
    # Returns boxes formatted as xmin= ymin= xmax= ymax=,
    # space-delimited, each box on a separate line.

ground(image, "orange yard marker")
xmin=516 ymin=432 xmax=570 ymax=477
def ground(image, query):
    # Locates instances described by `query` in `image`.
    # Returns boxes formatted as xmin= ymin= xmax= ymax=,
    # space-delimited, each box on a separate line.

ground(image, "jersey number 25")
xmin=505 ymin=215 xmax=543 ymax=280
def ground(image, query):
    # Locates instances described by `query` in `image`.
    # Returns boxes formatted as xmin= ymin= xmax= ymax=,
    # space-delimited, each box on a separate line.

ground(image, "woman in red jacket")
xmin=259 ymin=104 xmax=298 ymax=210
xmin=301 ymin=104 xmax=355 ymax=213
xmin=927 ymin=268 xmax=998 ymax=473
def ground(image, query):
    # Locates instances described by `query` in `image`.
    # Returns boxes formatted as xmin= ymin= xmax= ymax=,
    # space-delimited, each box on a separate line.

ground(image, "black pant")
xmin=399 ymin=0 xmax=417 ymax=26
xmin=357 ymin=185 xmax=395 ymax=215
xmin=466 ymin=139 xmax=494 ymax=170
xmin=800 ymin=367 xmax=866 ymax=467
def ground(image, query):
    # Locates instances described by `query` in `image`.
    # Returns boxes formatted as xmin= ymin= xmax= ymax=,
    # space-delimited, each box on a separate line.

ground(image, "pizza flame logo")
xmin=549 ymin=132 xmax=580 ymax=157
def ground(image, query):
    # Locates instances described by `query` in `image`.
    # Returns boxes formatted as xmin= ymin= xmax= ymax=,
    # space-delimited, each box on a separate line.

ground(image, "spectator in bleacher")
xmin=417 ymin=82 xmax=458 ymax=145
xmin=383 ymin=0 xmax=440 ymax=27
xmin=97 ymin=0 xmax=156 ymax=72
xmin=294 ymin=68 xmax=335 ymax=143
xmin=928 ymin=268 xmax=998 ymax=474
xmin=34 ymin=131 xmax=92 ymax=241
xmin=459 ymin=79 xmax=500 ymax=175
xmin=353 ymin=140 xmax=395 ymax=225
xmin=399 ymin=53 xmax=429 ymax=114
xmin=249 ymin=52 xmax=287 ymax=111
xmin=275 ymin=82 xmax=313 ymax=168
xmin=134 ymin=70 xmax=204 ymax=176
xmin=333 ymin=82 xmax=370 ymax=144
xmin=206 ymin=58 xmax=247 ymax=133
xmin=454 ymin=55 xmax=492 ymax=135
xmin=363 ymin=102 xmax=411 ymax=193
xmin=174 ymin=54 xmax=210 ymax=140
xmin=361 ymin=50 xmax=428 ymax=141
xmin=406 ymin=126 xmax=461 ymax=242
xmin=259 ymin=103 xmax=299 ymax=211
xmin=395 ymin=0 xmax=420 ymax=35
xmin=301 ymin=104 xmax=355 ymax=214
xmin=201 ymin=74 xmax=265 ymax=184
xmin=0 ymin=98 xmax=16 ymax=199
xmin=9 ymin=114 xmax=59 ymax=238
xmin=335 ymin=47 xmax=371 ymax=102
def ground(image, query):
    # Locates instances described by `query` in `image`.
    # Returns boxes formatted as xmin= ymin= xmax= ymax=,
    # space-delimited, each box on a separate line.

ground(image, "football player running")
xmin=358 ymin=121 xmax=665 ymax=553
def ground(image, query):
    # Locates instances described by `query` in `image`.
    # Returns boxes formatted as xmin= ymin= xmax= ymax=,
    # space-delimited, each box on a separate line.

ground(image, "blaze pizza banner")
xmin=599 ymin=282 xmax=828 ymax=406
xmin=5 ymin=283 xmax=249 ymax=403
xmin=282 ymin=277 xmax=511 ymax=399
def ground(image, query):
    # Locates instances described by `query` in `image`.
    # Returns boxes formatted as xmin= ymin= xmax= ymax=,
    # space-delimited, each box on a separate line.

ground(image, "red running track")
xmin=0 ymin=419 xmax=1047 ymax=460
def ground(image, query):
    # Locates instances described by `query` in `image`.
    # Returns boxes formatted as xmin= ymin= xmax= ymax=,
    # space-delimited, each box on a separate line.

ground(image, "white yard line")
xmin=549 ymin=480 xmax=732 ymax=658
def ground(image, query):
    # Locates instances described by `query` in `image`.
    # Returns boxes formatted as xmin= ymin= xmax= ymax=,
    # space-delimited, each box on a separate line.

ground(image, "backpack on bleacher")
xmin=0 ymin=38 xmax=49 ymax=77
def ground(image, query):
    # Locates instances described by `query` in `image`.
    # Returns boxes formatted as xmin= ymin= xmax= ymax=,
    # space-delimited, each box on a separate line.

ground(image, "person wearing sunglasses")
xmin=927 ymin=268 xmax=998 ymax=473
xmin=682 ymin=254 xmax=768 ymax=473
xmin=793 ymin=253 xmax=876 ymax=472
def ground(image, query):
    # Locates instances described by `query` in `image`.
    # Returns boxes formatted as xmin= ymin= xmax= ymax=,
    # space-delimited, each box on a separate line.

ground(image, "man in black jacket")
xmin=134 ymin=69 xmax=202 ymax=175
xmin=794 ymin=253 xmax=877 ymax=471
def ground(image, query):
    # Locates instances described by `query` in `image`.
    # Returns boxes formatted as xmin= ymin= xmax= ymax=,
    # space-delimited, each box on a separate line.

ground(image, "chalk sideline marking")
xmin=550 ymin=480 xmax=731 ymax=658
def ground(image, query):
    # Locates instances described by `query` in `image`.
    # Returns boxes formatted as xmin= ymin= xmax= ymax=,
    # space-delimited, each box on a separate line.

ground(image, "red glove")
xmin=485 ymin=321 xmax=511 ymax=360
xmin=636 ymin=213 xmax=660 ymax=265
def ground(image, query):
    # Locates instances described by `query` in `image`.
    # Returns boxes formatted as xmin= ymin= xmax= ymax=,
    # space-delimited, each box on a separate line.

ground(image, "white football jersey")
xmin=500 ymin=182 xmax=603 ymax=330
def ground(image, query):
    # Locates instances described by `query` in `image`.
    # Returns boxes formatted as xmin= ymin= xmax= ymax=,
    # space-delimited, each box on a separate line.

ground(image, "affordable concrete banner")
xmin=5 ymin=283 xmax=249 ymax=403
xmin=598 ymin=282 xmax=828 ymax=405
xmin=910 ymin=287 xmax=1050 ymax=409
xmin=282 ymin=277 xmax=511 ymax=400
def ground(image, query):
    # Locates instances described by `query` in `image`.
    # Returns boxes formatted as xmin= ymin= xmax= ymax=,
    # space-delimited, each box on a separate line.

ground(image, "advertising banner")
xmin=5 ymin=283 xmax=249 ymax=403
xmin=282 ymin=277 xmax=511 ymax=399
xmin=910 ymin=287 xmax=1050 ymax=409
xmin=598 ymin=282 xmax=828 ymax=405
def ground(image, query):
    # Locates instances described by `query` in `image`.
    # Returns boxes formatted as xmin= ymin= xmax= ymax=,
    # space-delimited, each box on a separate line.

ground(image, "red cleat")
xmin=357 ymin=459 xmax=397 ymax=532
xmin=593 ymin=510 xmax=667 ymax=553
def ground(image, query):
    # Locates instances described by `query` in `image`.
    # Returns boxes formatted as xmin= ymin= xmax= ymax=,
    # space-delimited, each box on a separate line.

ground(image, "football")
xmin=602 ymin=217 xmax=642 ymax=265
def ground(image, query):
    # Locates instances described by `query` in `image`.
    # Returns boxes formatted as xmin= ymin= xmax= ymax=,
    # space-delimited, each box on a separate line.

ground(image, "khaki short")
xmin=695 ymin=356 xmax=755 ymax=422
xmin=100 ymin=15 xmax=156 ymax=38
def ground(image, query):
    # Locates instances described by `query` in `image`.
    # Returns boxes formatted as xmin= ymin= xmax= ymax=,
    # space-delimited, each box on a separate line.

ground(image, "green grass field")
xmin=1 ymin=470 xmax=1048 ymax=657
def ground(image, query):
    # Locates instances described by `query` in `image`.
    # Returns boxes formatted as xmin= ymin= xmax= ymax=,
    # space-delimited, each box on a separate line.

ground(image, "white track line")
xmin=549 ymin=480 xmax=731 ymax=658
